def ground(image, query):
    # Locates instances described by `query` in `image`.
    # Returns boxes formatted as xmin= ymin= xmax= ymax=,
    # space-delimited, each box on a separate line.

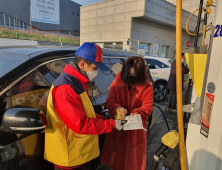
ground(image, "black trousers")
xmin=168 ymin=89 xmax=177 ymax=109
xmin=54 ymin=161 xmax=91 ymax=170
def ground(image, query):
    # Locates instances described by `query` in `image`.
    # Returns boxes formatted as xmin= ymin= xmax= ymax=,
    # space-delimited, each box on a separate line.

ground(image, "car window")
xmin=145 ymin=59 xmax=168 ymax=69
xmin=88 ymin=58 xmax=124 ymax=98
xmin=0 ymin=57 xmax=123 ymax=114
xmin=0 ymin=58 xmax=72 ymax=115
xmin=1 ymin=68 xmax=50 ymax=115
xmin=0 ymin=53 xmax=28 ymax=78
xmin=145 ymin=59 xmax=156 ymax=69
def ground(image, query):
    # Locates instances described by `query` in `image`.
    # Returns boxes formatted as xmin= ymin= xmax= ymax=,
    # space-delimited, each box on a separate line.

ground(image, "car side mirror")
xmin=1 ymin=107 xmax=47 ymax=134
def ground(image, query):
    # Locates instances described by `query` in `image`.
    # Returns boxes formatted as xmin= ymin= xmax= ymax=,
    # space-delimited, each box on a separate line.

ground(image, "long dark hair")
xmin=121 ymin=57 xmax=147 ymax=85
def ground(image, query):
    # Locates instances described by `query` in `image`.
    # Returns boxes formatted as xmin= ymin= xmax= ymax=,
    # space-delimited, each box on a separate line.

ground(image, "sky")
xmin=72 ymin=0 xmax=105 ymax=6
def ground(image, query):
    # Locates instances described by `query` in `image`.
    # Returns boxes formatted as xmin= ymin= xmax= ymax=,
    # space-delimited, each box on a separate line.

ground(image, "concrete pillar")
xmin=3 ymin=14 xmax=6 ymax=26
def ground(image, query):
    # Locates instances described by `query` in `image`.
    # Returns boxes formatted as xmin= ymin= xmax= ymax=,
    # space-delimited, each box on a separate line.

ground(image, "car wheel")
xmin=154 ymin=82 xmax=167 ymax=102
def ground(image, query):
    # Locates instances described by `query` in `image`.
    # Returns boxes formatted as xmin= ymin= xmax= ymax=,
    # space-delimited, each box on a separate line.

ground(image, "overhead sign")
xmin=31 ymin=0 xmax=60 ymax=25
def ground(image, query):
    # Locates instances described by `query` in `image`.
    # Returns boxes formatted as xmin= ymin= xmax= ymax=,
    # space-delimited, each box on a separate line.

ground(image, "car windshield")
xmin=0 ymin=53 xmax=28 ymax=78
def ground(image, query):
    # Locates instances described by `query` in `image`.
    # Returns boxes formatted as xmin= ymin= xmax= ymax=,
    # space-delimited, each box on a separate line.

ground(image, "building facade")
xmin=80 ymin=0 xmax=198 ymax=60
xmin=0 ymin=0 xmax=81 ymax=36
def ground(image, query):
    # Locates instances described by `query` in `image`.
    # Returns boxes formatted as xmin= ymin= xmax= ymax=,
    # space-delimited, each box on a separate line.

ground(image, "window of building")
xmin=10 ymin=17 xmax=14 ymax=27
xmin=139 ymin=43 xmax=151 ymax=55
xmin=104 ymin=42 xmax=123 ymax=50
xmin=16 ymin=20 xmax=20 ymax=28
xmin=152 ymin=44 xmax=159 ymax=57
xmin=5 ymin=15 xmax=9 ymax=26
xmin=60 ymin=30 xmax=69 ymax=35
xmin=71 ymin=31 xmax=80 ymax=36
xmin=73 ymin=12 xmax=75 ymax=15
xmin=24 ymin=23 xmax=28 ymax=29
xmin=0 ymin=13 xmax=5 ymax=25
xmin=160 ymin=45 xmax=170 ymax=58
xmin=20 ymin=21 xmax=23 ymax=29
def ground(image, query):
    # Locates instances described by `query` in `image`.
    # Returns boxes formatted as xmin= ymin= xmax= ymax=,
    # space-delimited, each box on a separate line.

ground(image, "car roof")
xmin=144 ymin=56 xmax=171 ymax=61
xmin=0 ymin=46 xmax=77 ymax=56
xmin=0 ymin=46 xmax=137 ymax=58
xmin=0 ymin=46 xmax=137 ymax=90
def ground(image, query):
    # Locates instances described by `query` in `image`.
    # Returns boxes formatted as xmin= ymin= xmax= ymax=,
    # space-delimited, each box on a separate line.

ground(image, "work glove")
xmin=116 ymin=107 xmax=128 ymax=115
xmin=115 ymin=120 xmax=127 ymax=130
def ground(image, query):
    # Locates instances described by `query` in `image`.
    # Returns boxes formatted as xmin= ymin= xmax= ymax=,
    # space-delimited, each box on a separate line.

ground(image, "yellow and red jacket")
xmin=44 ymin=64 xmax=115 ymax=168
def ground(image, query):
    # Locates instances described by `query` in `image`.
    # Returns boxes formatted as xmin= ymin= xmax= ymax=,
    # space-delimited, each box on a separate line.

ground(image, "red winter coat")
xmin=101 ymin=73 xmax=153 ymax=170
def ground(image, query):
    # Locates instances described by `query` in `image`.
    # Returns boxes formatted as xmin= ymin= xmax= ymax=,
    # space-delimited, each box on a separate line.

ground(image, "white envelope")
xmin=123 ymin=114 xmax=146 ymax=131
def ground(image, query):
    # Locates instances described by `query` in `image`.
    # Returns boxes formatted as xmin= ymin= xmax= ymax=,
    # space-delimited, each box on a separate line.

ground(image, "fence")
xmin=0 ymin=29 xmax=80 ymax=45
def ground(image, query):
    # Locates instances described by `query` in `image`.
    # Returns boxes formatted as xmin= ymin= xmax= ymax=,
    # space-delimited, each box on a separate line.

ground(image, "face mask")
xmin=129 ymin=76 xmax=137 ymax=84
xmin=87 ymin=69 xmax=98 ymax=81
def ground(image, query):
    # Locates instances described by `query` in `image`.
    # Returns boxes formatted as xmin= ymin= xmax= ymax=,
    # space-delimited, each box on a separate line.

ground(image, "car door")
xmin=145 ymin=58 xmax=170 ymax=81
xmin=0 ymin=57 xmax=73 ymax=170
xmin=0 ymin=55 xmax=123 ymax=170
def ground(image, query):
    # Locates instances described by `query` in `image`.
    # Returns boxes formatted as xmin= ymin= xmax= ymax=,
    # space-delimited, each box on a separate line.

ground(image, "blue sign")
xmin=214 ymin=25 xmax=222 ymax=37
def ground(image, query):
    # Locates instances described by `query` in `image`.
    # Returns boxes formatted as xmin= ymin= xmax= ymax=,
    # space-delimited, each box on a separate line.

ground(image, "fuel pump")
xmin=150 ymin=0 xmax=220 ymax=169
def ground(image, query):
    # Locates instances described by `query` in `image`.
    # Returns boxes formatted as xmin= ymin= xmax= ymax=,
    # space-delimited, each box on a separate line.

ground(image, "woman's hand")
xmin=130 ymin=113 xmax=136 ymax=116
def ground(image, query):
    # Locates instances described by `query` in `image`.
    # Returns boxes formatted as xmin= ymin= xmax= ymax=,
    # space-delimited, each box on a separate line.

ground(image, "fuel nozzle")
xmin=203 ymin=8 xmax=211 ymax=14
xmin=206 ymin=0 xmax=213 ymax=6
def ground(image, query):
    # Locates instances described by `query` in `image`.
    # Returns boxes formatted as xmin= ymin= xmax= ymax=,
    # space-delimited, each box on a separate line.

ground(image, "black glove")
xmin=104 ymin=115 xmax=114 ymax=120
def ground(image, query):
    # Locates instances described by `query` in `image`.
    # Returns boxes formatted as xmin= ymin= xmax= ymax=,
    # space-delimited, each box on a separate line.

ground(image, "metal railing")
xmin=0 ymin=28 xmax=80 ymax=45
xmin=0 ymin=25 xmax=80 ymax=38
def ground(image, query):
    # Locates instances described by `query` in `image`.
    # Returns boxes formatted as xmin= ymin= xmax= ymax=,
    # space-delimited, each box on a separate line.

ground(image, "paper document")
xmin=123 ymin=114 xmax=145 ymax=131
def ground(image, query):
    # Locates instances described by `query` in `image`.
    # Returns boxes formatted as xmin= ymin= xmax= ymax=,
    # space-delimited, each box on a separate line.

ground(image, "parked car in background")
xmin=144 ymin=56 xmax=171 ymax=102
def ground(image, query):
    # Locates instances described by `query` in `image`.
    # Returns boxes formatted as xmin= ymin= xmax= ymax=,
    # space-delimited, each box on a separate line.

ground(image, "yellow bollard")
xmin=176 ymin=0 xmax=187 ymax=170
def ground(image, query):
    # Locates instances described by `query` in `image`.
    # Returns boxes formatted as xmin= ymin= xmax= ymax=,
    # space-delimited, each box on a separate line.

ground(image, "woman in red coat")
xmin=101 ymin=57 xmax=153 ymax=170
